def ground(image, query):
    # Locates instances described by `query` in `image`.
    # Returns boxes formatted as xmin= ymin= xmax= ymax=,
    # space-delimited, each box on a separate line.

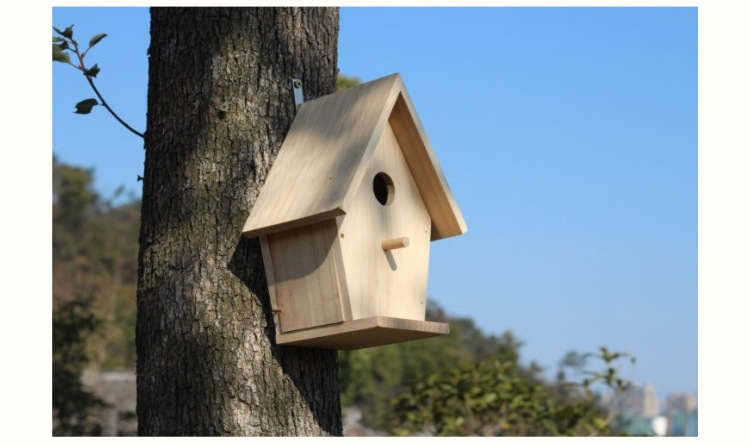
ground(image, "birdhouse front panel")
xmin=337 ymin=121 xmax=431 ymax=322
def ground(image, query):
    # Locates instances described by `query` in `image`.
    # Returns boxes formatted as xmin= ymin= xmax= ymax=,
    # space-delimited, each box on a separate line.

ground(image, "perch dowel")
xmin=382 ymin=237 xmax=410 ymax=251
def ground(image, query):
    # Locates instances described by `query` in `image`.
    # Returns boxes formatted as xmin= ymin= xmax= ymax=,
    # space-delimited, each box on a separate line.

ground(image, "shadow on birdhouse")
xmin=242 ymin=73 xmax=467 ymax=350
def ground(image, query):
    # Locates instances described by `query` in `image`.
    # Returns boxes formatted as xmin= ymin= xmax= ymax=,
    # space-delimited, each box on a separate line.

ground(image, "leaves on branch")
xmin=84 ymin=64 xmax=101 ymax=78
xmin=74 ymin=98 xmax=99 ymax=114
xmin=337 ymin=75 xmax=362 ymax=90
xmin=88 ymin=33 xmax=107 ymax=49
xmin=54 ymin=25 xmax=75 ymax=39
xmin=387 ymin=343 xmax=636 ymax=436
xmin=53 ymin=44 xmax=71 ymax=64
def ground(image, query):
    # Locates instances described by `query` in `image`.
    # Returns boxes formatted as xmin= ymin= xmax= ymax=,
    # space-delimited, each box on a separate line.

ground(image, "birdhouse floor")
xmin=275 ymin=316 xmax=449 ymax=350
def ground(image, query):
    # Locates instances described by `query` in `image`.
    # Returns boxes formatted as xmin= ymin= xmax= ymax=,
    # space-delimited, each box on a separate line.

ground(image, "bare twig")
xmin=84 ymin=75 xmax=144 ymax=138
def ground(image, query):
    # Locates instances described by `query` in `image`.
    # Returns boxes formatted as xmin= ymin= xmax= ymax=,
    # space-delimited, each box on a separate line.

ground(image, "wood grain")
xmin=266 ymin=220 xmax=344 ymax=332
xmin=242 ymin=73 xmax=466 ymax=241
xmin=243 ymin=74 xmax=401 ymax=237
xmin=389 ymin=92 xmax=468 ymax=240
xmin=243 ymin=73 xmax=468 ymax=350
xmin=276 ymin=317 xmax=450 ymax=350
xmin=337 ymin=122 xmax=432 ymax=322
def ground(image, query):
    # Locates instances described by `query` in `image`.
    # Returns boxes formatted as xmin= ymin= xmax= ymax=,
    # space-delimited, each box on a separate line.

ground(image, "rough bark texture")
xmin=136 ymin=7 xmax=341 ymax=436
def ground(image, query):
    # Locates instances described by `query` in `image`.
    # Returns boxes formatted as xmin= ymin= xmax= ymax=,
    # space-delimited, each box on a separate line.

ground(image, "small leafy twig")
xmin=579 ymin=346 xmax=636 ymax=427
xmin=53 ymin=25 xmax=144 ymax=139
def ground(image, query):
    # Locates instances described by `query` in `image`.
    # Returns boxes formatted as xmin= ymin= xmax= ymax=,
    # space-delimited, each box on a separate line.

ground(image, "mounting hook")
xmin=292 ymin=78 xmax=304 ymax=111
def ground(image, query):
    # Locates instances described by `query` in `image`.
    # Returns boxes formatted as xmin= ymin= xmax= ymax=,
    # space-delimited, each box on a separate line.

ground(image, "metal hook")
xmin=292 ymin=78 xmax=304 ymax=110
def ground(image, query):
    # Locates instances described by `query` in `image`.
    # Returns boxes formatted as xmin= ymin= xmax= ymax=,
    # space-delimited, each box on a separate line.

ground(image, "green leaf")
xmin=52 ymin=44 xmax=71 ymax=63
xmin=61 ymin=25 xmax=74 ymax=39
xmin=593 ymin=417 xmax=608 ymax=430
xmin=52 ymin=36 xmax=65 ymax=43
xmin=84 ymin=64 xmax=101 ymax=78
xmin=53 ymin=26 xmax=64 ymax=36
xmin=74 ymin=99 xmax=99 ymax=114
xmin=88 ymin=33 xmax=107 ymax=49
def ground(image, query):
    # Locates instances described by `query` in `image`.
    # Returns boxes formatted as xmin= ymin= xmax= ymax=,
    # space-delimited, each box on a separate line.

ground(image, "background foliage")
xmin=339 ymin=304 xmax=632 ymax=436
xmin=52 ymin=157 xmax=140 ymax=434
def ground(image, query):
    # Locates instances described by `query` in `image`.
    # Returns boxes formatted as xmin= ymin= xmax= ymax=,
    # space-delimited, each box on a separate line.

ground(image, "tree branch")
xmin=55 ymin=29 xmax=145 ymax=140
xmin=84 ymin=75 xmax=144 ymax=138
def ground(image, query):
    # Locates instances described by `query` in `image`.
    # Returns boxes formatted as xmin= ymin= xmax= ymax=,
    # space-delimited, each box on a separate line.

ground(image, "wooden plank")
xmin=245 ymin=207 xmax=345 ymax=240
xmin=330 ymin=221 xmax=353 ymax=322
xmin=389 ymin=92 xmax=468 ymax=240
xmin=276 ymin=317 xmax=450 ymax=350
xmin=337 ymin=122 xmax=431 ymax=322
xmin=266 ymin=220 xmax=344 ymax=332
xmin=243 ymin=74 xmax=402 ymax=237
xmin=259 ymin=236 xmax=282 ymax=333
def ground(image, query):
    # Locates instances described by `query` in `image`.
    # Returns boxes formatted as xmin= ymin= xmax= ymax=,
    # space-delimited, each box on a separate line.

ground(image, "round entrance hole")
xmin=372 ymin=172 xmax=394 ymax=206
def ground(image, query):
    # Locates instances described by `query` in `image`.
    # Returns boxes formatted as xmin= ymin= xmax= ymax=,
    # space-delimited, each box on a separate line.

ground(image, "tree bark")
xmin=136 ymin=7 xmax=341 ymax=435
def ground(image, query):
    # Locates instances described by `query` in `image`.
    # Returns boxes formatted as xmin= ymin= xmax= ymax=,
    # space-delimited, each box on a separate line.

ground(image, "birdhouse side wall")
xmin=337 ymin=122 xmax=431 ymax=322
xmin=260 ymin=220 xmax=348 ymax=333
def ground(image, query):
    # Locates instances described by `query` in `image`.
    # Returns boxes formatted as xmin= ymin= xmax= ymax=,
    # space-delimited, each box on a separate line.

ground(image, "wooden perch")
xmin=382 ymin=237 xmax=410 ymax=251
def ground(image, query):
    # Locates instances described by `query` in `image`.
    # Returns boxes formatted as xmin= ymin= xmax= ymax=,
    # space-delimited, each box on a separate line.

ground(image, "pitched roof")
xmin=242 ymin=73 xmax=466 ymax=241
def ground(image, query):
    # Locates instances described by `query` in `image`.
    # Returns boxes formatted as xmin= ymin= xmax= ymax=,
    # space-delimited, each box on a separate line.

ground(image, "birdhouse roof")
xmin=242 ymin=73 xmax=467 ymax=241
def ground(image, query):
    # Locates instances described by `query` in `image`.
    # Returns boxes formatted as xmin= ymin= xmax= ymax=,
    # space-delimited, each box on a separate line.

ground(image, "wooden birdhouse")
xmin=242 ymin=73 xmax=467 ymax=350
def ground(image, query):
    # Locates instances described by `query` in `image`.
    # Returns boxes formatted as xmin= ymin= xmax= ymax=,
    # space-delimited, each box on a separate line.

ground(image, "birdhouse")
xmin=242 ymin=73 xmax=466 ymax=350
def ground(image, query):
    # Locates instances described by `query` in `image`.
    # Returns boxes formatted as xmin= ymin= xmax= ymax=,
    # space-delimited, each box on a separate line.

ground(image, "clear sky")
xmin=52 ymin=7 xmax=697 ymax=408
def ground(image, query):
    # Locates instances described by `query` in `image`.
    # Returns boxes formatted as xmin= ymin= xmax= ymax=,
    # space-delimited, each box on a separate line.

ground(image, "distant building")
xmin=82 ymin=369 xmax=137 ymax=436
xmin=614 ymin=383 xmax=660 ymax=418
xmin=619 ymin=415 xmax=656 ymax=436
xmin=665 ymin=392 xmax=698 ymax=436
xmin=642 ymin=384 xmax=660 ymax=417
xmin=614 ymin=387 xmax=698 ymax=436
xmin=618 ymin=414 xmax=668 ymax=437
xmin=666 ymin=408 xmax=698 ymax=436
xmin=666 ymin=393 xmax=698 ymax=412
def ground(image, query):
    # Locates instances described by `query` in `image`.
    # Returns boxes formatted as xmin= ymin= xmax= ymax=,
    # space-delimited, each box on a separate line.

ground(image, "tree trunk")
xmin=136 ymin=7 xmax=341 ymax=436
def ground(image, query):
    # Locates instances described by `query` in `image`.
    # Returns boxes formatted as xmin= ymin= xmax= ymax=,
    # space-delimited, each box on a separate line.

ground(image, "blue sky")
xmin=52 ymin=7 xmax=697 ymax=407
